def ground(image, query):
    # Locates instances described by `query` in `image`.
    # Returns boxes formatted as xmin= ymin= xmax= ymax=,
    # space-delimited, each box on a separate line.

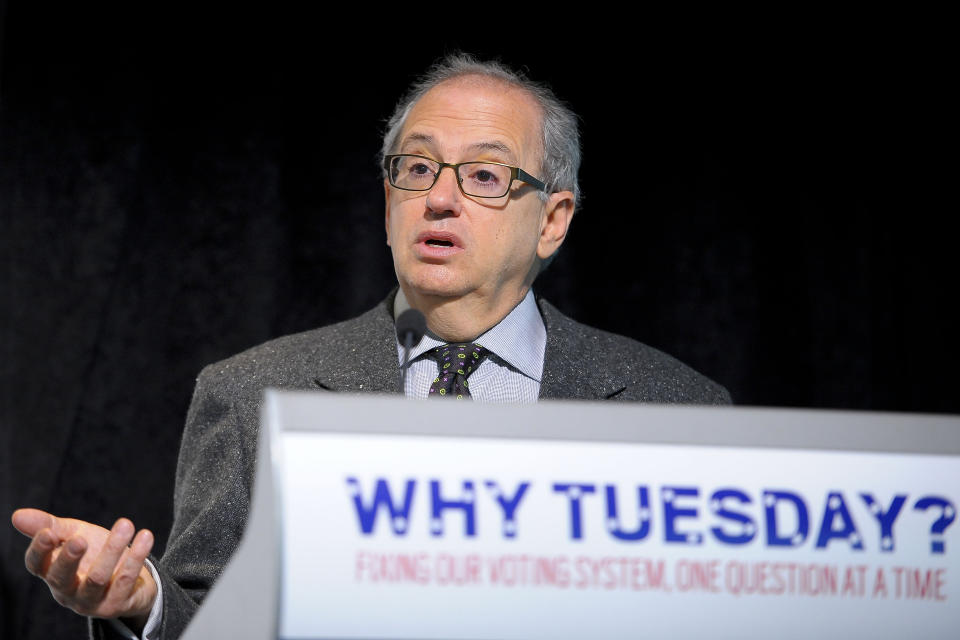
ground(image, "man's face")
xmin=385 ymin=78 xmax=558 ymax=312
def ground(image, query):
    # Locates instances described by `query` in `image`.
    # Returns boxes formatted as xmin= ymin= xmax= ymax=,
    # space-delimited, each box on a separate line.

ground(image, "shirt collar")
xmin=394 ymin=288 xmax=546 ymax=383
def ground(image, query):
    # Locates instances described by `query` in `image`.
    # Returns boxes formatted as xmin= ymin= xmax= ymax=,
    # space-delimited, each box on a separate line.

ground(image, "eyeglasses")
xmin=384 ymin=154 xmax=547 ymax=198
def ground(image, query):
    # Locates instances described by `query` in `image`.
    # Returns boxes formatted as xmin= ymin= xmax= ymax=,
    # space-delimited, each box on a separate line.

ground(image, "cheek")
xmin=493 ymin=222 xmax=539 ymax=271
xmin=493 ymin=223 xmax=518 ymax=250
xmin=386 ymin=204 xmax=410 ymax=242
xmin=509 ymin=212 xmax=542 ymax=250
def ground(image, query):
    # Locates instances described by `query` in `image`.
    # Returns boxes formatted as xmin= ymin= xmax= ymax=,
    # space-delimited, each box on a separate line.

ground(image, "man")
xmin=12 ymin=54 xmax=730 ymax=639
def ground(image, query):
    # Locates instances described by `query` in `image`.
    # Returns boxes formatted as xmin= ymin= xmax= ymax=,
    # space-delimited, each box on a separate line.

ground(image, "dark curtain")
xmin=2 ymin=7 xmax=954 ymax=639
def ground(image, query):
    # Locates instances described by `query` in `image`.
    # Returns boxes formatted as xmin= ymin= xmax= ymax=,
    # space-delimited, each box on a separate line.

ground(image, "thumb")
xmin=11 ymin=508 xmax=57 ymax=538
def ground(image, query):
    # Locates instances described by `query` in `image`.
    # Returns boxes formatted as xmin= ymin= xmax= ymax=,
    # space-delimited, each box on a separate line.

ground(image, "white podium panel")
xmin=184 ymin=393 xmax=960 ymax=640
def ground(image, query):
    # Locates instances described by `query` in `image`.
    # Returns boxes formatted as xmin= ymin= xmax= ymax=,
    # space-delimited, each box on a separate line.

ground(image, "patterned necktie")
xmin=428 ymin=343 xmax=489 ymax=399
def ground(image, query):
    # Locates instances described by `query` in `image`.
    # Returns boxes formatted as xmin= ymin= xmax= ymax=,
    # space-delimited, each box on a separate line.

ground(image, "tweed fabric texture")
xmin=91 ymin=289 xmax=730 ymax=640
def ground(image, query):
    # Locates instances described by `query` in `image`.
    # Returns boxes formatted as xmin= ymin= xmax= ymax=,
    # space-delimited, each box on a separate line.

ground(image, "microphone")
xmin=396 ymin=309 xmax=426 ymax=393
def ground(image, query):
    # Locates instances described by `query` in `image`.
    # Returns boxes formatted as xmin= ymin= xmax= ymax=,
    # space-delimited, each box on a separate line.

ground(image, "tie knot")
xmin=430 ymin=342 xmax=489 ymax=376
xmin=428 ymin=343 xmax=489 ymax=399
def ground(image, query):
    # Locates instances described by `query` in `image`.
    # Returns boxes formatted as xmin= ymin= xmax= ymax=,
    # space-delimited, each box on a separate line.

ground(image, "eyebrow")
xmin=399 ymin=134 xmax=518 ymax=163
xmin=400 ymin=133 xmax=436 ymax=152
xmin=465 ymin=141 xmax=516 ymax=161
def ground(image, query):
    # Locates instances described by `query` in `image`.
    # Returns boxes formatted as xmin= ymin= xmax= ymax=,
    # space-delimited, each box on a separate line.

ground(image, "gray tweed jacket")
xmin=92 ymin=292 xmax=729 ymax=639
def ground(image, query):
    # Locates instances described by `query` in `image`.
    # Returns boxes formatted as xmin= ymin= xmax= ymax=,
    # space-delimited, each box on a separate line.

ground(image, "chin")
xmin=400 ymin=265 xmax=470 ymax=300
xmin=406 ymin=281 xmax=470 ymax=301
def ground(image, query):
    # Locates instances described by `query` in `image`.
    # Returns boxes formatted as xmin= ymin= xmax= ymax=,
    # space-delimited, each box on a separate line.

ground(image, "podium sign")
xmin=184 ymin=393 xmax=960 ymax=639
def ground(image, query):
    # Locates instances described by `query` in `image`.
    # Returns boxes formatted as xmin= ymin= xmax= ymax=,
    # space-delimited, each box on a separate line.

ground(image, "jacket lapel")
xmin=312 ymin=290 xmax=403 ymax=395
xmin=537 ymin=298 xmax=628 ymax=401
xmin=311 ymin=291 xmax=628 ymax=400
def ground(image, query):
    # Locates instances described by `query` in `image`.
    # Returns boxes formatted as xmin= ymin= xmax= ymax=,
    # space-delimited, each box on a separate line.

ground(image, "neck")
xmin=400 ymin=286 xmax=531 ymax=343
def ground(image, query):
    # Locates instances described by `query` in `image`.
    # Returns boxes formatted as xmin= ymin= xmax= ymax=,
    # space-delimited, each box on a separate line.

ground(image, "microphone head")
xmin=396 ymin=308 xmax=427 ymax=345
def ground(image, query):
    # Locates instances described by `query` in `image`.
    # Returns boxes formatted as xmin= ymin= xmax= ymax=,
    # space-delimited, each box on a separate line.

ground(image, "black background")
xmin=1 ymin=5 xmax=955 ymax=639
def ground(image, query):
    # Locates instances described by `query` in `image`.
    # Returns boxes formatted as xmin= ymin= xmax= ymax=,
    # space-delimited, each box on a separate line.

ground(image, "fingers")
xmin=45 ymin=536 xmax=87 ymax=596
xmin=106 ymin=529 xmax=156 ymax=614
xmin=122 ymin=529 xmax=154 ymax=579
xmin=76 ymin=518 xmax=135 ymax=603
xmin=12 ymin=508 xmax=57 ymax=538
xmin=24 ymin=527 xmax=61 ymax=577
xmin=17 ymin=512 xmax=157 ymax=619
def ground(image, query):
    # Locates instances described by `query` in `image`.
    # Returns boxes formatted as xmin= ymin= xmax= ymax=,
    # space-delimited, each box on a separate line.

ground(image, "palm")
xmin=12 ymin=508 xmax=157 ymax=623
xmin=50 ymin=517 xmax=111 ymax=575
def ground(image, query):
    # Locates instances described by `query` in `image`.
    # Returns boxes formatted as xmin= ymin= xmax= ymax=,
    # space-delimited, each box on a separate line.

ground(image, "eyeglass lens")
xmin=389 ymin=156 xmax=513 ymax=197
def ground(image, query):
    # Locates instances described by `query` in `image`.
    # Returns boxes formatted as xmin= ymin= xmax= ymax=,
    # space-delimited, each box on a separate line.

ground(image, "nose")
xmin=424 ymin=165 xmax=463 ymax=217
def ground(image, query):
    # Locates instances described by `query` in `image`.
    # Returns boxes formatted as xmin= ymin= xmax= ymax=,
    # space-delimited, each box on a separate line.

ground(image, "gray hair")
xmin=381 ymin=53 xmax=581 ymax=208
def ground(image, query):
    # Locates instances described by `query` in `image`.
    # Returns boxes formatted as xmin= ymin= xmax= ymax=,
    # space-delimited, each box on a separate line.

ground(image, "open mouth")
xmin=416 ymin=230 xmax=462 ymax=253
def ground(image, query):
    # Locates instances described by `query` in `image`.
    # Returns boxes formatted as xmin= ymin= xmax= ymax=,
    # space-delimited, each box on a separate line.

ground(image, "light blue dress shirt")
xmin=394 ymin=289 xmax=546 ymax=403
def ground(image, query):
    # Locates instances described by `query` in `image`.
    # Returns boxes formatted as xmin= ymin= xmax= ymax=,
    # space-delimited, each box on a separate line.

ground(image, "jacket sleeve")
xmin=91 ymin=364 xmax=257 ymax=640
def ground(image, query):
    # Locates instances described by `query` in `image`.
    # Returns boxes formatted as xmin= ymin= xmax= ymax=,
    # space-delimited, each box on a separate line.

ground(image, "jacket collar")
xmin=312 ymin=290 xmax=628 ymax=400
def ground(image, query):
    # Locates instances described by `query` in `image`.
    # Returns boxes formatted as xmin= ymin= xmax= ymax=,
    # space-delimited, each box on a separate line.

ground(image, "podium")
xmin=182 ymin=392 xmax=960 ymax=639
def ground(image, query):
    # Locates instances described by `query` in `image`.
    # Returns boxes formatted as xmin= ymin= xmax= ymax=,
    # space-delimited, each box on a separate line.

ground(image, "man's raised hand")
xmin=11 ymin=508 xmax=157 ymax=630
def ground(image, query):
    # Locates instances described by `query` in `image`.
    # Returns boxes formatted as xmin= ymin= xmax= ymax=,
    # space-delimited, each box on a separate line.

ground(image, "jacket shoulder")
xmin=538 ymin=298 xmax=731 ymax=404
xmin=193 ymin=298 xmax=392 ymax=397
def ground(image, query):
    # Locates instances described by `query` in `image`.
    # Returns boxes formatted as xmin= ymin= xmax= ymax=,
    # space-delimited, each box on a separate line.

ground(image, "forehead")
xmin=398 ymin=77 xmax=542 ymax=165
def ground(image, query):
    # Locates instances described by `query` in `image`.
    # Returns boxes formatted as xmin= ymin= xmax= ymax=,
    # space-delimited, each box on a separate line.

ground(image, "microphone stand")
xmin=401 ymin=332 xmax=414 ymax=391
xmin=396 ymin=308 xmax=426 ymax=395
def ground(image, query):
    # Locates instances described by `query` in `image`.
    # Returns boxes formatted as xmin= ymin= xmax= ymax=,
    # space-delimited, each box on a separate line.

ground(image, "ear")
xmin=384 ymin=179 xmax=393 ymax=247
xmin=536 ymin=190 xmax=575 ymax=260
